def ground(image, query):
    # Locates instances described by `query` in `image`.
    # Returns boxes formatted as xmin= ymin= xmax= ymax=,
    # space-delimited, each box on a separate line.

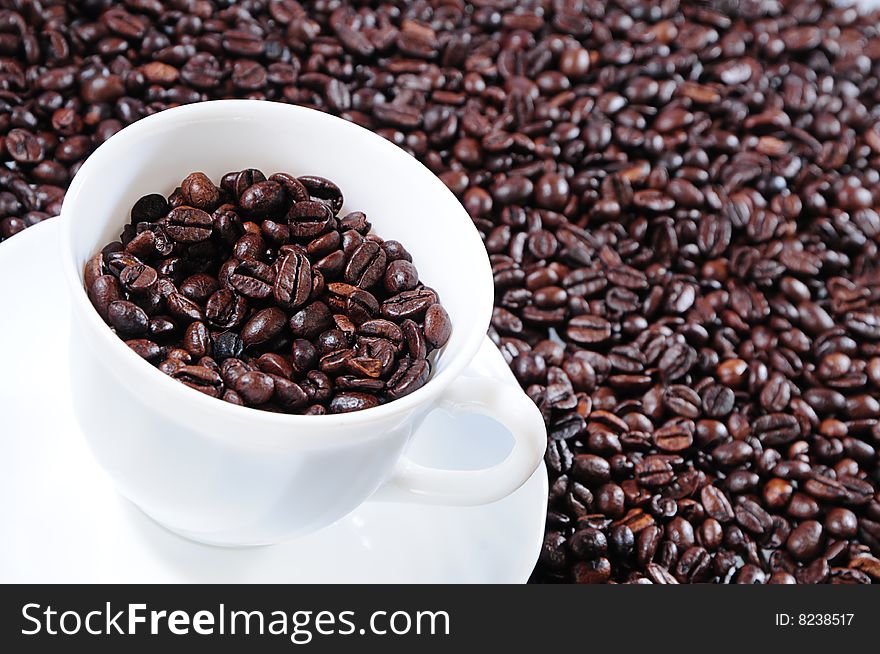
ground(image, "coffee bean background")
xmin=3 ymin=0 xmax=880 ymax=582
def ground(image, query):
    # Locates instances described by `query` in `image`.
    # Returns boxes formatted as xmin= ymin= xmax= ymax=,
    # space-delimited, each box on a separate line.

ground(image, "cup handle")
xmin=372 ymin=337 xmax=547 ymax=505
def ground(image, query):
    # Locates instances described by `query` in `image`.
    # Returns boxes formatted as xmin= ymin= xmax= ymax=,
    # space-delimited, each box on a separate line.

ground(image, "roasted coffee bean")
xmin=229 ymin=259 xmax=275 ymax=299
xmin=701 ymin=384 xmax=735 ymax=418
xmin=754 ymin=413 xmax=801 ymax=446
xmin=344 ymin=241 xmax=386 ymax=289
xmin=787 ymin=520 xmax=824 ymax=562
xmin=387 ymin=358 xmax=430 ymax=400
xmin=424 ymin=304 xmax=452 ymax=348
xmin=131 ymin=194 xmax=169 ymax=223
xmin=384 ymin=260 xmax=419 ymax=294
xmin=173 ymin=365 xmax=223 ymax=398
xmin=126 ymin=339 xmax=161 ymax=362
xmin=180 ymin=172 xmax=220 ymax=211
xmin=381 ymin=289 xmax=437 ymax=320
xmin=107 ymin=300 xmax=148 ymax=337
xmin=653 ymin=418 xmax=694 ymax=452
xmin=569 ymin=528 xmax=607 ymax=561
xmin=233 ymin=370 xmax=275 ymax=405
xmin=165 ymin=292 xmax=204 ymax=324
xmin=273 ymin=250 xmax=312 ymax=309
xmin=85 ymin=172 xmax=448 ymax=416
xmin=701 ymin=485 xmax=735 ymax=524
xmin=205 ymin=289 xmax=248 ymax=330
xmin=329 ymin=392 xmax=379 ymax=414
xmin=567 ymin=315 xmax=611 ymax=345
xmin=179 ymin=274 xmax=218 ymax=305
xmin=288 ymin=201 xmax=335 ymax=239
xmin=165 ymin=206 xmax=213 ymax=243
xmin=241 ymin=307 xmax=287 ymax=349
xmin=87 ymin=275 xmax=122 ymax=321
xmin=299 ymin=175 xmax=344 ymax=214
xmin=240 ymin=181 xmax=284 ymax=216
xmin=735 ymin=499 xmax=773 ymax=537
xmin=214 ymin=332 xmax=244 ymax=361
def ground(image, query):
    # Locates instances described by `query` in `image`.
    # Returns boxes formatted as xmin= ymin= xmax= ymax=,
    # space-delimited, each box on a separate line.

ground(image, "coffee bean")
xmin=288 ymin=201 xmax=335 ymax=239
xmin=298 ymin=175 xmax=344 ymax=214
xmin=107 ymin=300 xmax=148 ymax=337
xmin=384 ymin=260 xmax=419 ymax=294
xmin=735 ymin=499 xmax=773 ymax=537
xmin=344 ymin=241 xmax=387 ymax=289
xmin=387 ymin=358 xmax=430 ymax=399
xmin=165 ymin=206 xmax=213 ymax=243
xmin=233 ymin=370 xmax=275 ymax=405
xmin=653 ymin=418 xmax=694 ymax=452
xmin=273 ymin=250 xmax=312 ymax=309
xmin=126 ymin=339 xmax=161 ymax=362
xmin=569 ymin=528 xmax=607 ymax=560
xmin=180 ymin=172 xmax=220 ymax=211
xmin=329 ymin=392 xmax=379 ymax=414
xmin=753 ymin=413 xmax=801 ymax=446
xmin=424 ymin=303 xmax=452 ymax=348
xmin=240 ymin=181 xmax=284 ymax=216
xmin=87 ymin=275 xmax=122 ymax=321
xmin=701 ymin=384 xmax=735 ymax=418
xmin=6 ymin=128 xmax=44 ymax=163
xmin=241 ymin=307 xmax=287 ymax=348
xmin=567 ymin=315 xmax=611 ymax=344
xmin=825 ymin=508 xmax=859 ymax=539
xmin=787 ymin=520 xmax=824 ymax=562
xmin=381 ymin=289 xmax=437 ymax=321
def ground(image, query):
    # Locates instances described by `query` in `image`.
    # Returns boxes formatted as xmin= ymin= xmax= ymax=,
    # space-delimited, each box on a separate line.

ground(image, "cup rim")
xmin=60 ymin=99 xmax=493 ymax=427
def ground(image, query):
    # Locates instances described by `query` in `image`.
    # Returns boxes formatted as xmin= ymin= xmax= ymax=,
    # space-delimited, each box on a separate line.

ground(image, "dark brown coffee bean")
xmin=424 ymin=303 xmax=452 ymax=348
xmin=754 ymin=413 xmax=801 ymax=446
xmin=384 ymin=260 xmax=419 ymax=294
xmin=166 ymin=292 xmax=204 ymax=324
xmin=273 ymin=250 xmax=311 ymax=309
xmin=329 ymin=392 xmax=379 ymax=414
xmin=701 ymin=485 xmax=735 ymax=523
xmin=288 ymin=201 xmax=335 ymax=239
xmin=229 ymin=259 xmax=275 ymax=299
xmin=735 ymin=499 xmax=773 ymax=537
xmin=381 ymin=288 xmax=437 ymax=320
xmin=181 ymin=172 xmax=220 ymax=211
xmin=786 ymin=520 xmax=824 ymax=562
xmin=173 ymin=365 xmax=223 ymax=398
xmin=241 ymin=307 xmax=287 ymax=348
xmin=165 ymin=206 xmax=213 ymax=243
xmin=233 ymin=370 xmax=275 ymax=405
xmin=88 ymin=275 xmax=122 ymax=321
xmin=126 ymin=339 xmax=161 ymax=361
xmin=298 ymin=175 xmax=344 ymax=214
xmin=344 ymin=241 xmax=387 ymax=289
xmin=183 ymin=321 xmax=212 ymax=358
xmin=387 ymin=358 xmax=430 ymax=400
xmin=653 ymin=418 xmax=694 ymax=452
xmin=567 ymin=315 xmax=611 ymax=344
xmin=107 ymin=300 xmax=148 ymax=336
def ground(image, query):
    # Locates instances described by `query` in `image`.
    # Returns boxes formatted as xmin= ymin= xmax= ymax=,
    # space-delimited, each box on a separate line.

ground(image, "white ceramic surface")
xmin=0 ymin=218 xmax=548 ymax=582
xmin=59 ymin=100 xmax=547 ymax=545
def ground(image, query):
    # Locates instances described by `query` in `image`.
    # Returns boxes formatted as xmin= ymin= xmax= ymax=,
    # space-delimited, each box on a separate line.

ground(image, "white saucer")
xmin=0 ymin=218 xmax=547 ymax=583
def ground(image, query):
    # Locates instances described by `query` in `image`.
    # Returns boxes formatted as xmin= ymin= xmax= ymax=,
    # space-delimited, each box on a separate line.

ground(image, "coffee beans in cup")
xmin=84 ymin=171 xmax=451 ymax=415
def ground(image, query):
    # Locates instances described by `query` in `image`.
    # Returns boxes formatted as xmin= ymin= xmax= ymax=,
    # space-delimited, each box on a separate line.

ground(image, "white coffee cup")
xmin=60 ymin=100 xmax=547 ymax=546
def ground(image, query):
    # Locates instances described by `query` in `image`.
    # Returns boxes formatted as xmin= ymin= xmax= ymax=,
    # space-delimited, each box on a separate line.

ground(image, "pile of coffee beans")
xmin=84 ymin=170 xmax=451 ymax=414
xmin=4 ymin=0 xmax=880 ymax=582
